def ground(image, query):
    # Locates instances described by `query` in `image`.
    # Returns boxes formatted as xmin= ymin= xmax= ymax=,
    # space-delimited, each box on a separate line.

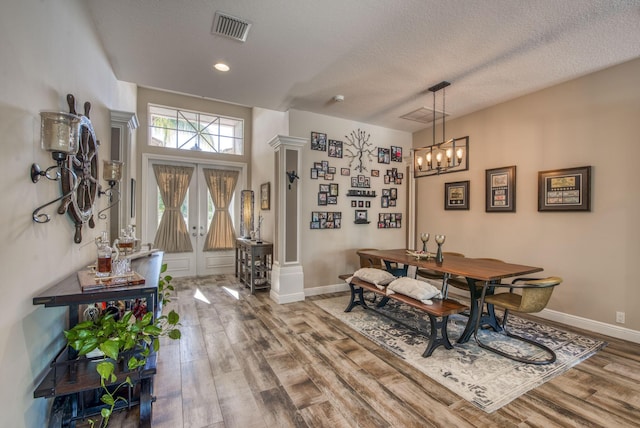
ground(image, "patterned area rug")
xmin=314 ymin=295 xmax=606 ymax=413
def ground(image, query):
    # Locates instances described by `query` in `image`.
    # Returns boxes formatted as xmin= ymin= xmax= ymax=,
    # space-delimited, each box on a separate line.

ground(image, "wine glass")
xmin=435 ymin=234 xmax=446 ymax=263
xmin=420 ymin=233 xmax=430 ymax=253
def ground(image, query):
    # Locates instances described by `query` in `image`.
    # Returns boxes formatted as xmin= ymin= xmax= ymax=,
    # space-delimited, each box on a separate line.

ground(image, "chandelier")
xmin=414 ymin=81 xmax=469 ymax=178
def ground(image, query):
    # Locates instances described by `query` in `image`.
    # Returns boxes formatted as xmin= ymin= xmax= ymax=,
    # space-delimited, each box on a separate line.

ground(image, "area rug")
xmin=314 ymin=295 xmax=606 ymax=413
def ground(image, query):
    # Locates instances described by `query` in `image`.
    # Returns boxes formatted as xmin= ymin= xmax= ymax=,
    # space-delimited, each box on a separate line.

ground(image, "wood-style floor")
xmin=101 ymin=275 xmax=640 ymax=428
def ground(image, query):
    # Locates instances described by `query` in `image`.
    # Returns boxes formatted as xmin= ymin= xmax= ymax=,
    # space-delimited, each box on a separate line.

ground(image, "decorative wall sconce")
xmin=240 ymin=190 xmax=254 ymax=238
xmin=96 ymin=160 xmax=123 ymax=219
xmin=286 ymin=170 xmax=299 ymax=189
xmin=31 ymin=111 xmax=81 ymax=223
xmin=413 ymin=81 xmax=469 ymax=178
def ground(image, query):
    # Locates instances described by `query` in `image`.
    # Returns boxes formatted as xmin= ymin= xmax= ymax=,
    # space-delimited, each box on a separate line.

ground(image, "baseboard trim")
xmin=307 ymin=284 xmax=640 ymax=344
xmin=536 ymin=308 xmax=640 ymax=344
xmin=305 ymin=282 xmax=350 ymax=297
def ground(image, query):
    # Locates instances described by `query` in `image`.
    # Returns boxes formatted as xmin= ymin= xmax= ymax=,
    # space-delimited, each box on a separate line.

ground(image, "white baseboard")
xmin=536 ymin=308 xmax=640 ymax=344
xmin=306 ymin=285 xmax=640 ymax=344
xmin=305 ymin=282 xmax=350 ymax=297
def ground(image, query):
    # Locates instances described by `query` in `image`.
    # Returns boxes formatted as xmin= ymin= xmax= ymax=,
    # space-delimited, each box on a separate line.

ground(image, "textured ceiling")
xmin=85 ymin=0 xmax=640 ymax=133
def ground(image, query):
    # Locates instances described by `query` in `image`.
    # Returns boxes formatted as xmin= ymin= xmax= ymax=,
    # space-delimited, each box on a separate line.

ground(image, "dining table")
xmin=356 ymin=248 xmax=544 ymax=343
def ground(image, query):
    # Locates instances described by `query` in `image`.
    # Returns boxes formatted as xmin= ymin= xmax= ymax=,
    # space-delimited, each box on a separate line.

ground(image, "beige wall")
xmin=413 ymin=58 xmax=640 ymax=335
xmin=288 ymin=110 xmax=413 ymax=289
xmin=0 ymin=1 xmax=137 ymax=426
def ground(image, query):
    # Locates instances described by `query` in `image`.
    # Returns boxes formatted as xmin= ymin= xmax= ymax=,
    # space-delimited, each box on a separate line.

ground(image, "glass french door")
xmin=144 ymin=158 xmax=243 ymax=277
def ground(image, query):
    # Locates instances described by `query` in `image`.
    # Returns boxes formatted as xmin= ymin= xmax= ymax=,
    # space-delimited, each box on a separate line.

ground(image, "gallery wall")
xmin=413 ymin=58 xmax=640 ymax=338
xmin=288 ymin=110 xmax=413 ymax=290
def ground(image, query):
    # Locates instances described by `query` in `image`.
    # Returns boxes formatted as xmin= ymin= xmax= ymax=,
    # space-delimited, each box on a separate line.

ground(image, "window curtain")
xmin=152 ymin=164 xmax=194 ymax=253
xmin=203 ymin=168 xmax=239 ymax=250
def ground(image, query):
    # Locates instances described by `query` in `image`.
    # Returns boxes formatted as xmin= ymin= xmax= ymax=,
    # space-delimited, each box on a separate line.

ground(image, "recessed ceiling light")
xmin=214 ymin=63 xmax=230 ymax=72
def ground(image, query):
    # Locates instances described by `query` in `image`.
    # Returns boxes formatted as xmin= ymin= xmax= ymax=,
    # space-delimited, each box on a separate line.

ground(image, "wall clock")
xmin=58 ymin=94 xmax=99 ymax=243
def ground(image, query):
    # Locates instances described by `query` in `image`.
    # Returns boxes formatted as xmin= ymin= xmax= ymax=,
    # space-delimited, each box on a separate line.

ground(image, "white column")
xmin=268 ymin=135 xmax=307 ymax=303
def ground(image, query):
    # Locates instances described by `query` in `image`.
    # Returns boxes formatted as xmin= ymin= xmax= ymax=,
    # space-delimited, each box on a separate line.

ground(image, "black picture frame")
xmin=378 ymin=147 xmax=390 ymax=164
xmin=341 ymin=167 xmax=350 ymax=176
xmin=328 ymin=139 xmax=343 ymax=158
xmin=391 ymin=146 xmax=402 ymax=162
xmin=260 ymin=182 xmax=270 ymax=210
xmin=538 ymin=166 xmax=591 ymax=211
xmin=311 ymin=131 xmax=327 ymax=151
xmin=486 ymin=166 xmax=516 ymax=212
xmin=444 ymin=180 xmax=469 ymax=210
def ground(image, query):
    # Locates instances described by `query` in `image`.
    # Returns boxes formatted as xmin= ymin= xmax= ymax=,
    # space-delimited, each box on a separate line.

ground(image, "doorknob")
xmin=192 ymin=225 xmax=197 ymax=237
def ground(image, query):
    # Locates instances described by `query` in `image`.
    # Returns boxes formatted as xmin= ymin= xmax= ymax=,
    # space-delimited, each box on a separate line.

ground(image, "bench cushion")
xmin=346 ymin=268 xmax=396 ymax=289
xmin=387 ymin=277 xmax=442 ymax=305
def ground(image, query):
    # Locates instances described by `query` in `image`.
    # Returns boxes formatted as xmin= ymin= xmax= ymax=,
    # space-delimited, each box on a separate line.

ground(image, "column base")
xmin=270 ymin=262 xmax=305 ymax=304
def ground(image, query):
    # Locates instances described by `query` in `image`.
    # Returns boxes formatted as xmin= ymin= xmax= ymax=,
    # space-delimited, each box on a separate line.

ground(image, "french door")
xmin=143 ymin=156 xmax=246 ymax=277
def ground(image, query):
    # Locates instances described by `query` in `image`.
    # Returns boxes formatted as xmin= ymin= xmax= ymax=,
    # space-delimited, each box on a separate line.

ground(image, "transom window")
xmin=148 ymin=105 xmax=244 ymax=155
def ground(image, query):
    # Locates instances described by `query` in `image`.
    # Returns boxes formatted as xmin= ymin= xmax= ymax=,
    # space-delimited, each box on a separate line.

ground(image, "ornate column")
xmin=268 ymin=135 xmax=307 ymax=303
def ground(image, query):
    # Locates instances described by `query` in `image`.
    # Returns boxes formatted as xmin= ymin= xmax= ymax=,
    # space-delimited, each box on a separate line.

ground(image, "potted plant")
xmin=63 ymin=264 xmax=180 ymax=427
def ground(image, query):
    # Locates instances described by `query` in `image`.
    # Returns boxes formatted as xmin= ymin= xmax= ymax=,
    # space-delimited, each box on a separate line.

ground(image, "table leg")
xmin=457 ymin=279 xmax=502 ymax=343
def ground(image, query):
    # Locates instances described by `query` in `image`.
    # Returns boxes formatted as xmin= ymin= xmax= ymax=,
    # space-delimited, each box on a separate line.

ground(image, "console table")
xmin=235 ymin=238 xmax=272 ymax=293
xmin=32 ymin=251 xmax=164 ymax=427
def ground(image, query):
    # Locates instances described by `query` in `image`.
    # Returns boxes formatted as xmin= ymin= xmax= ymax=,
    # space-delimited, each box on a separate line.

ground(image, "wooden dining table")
xmin=356 ymin=249 xmax=544 ymax=343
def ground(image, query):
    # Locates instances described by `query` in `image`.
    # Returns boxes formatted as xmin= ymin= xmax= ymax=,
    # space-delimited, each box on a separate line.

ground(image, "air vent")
xmin=400 ymin=107 xmax=447 ymax=124
xmin=211 ymin=11 xmax=251 ymax=42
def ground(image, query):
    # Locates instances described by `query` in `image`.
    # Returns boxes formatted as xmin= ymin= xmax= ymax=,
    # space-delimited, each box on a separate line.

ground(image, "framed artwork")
xmin=319 ymin=184 xmax=329 ymax=193
xmin=260 ymin=182 xmax=270 ymax=210
xmin=328 ymin=139 xmax=343 ymax=158
xmin=318 ymin=192 xmax=328 ymax=206
xmin=328 ymin=167 xmax=336 ymax=174
xmin=391 ymin=146 xmax=402 ymax=162
xmin=351 ymin=200 xmax=357 ymax=208
xmin=444 ymin=180 xmax=469 ymax=210
xmin=324 ymin=173 xmax=334 ymax=181
xmin=378 ymin=147 xmax=390 ymax=164
xmin=371 ymin=169 xmax=379 ymax=177
xmin=355 ymin=210 xmax=368 ymax=223
xmin=329 ymin=183 xmax=339 ymax=196
xmin=486 ymin=166 xmax=516 ymax=212
xmin=341 ymin=168 xmax=350 ymax=176
xmin=538 ymin=166 xmax=591 ymax=211
xmin=310 ymin=168 xmax=318 ymax=179
xmin=311 ymin=131 xmax=327 ymax=151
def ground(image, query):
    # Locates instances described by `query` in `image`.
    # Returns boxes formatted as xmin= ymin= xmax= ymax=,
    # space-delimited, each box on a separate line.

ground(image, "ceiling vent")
xmin=400 ymin=107 xmax=448 ymax=124
xmin=211 ymin=11 xmax=252 ymax=42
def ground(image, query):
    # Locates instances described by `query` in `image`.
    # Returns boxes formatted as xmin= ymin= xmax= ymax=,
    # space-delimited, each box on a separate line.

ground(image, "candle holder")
xmin=420 ymin=232 xmax=430 ymax=253
xmin=435 ymin=234 xmax=446 ymax=264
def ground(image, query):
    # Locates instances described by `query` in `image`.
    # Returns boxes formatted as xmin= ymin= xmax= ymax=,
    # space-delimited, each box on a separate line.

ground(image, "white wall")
xmin=251 ymin=107 xmax=290 ymax=244
xmin=413 ymin=58 xmax=640 ymax=338
xmin=288 ymin=110 xmax=413 ymax=289
xmin=0 ymin=1 xmax=136 ymax=426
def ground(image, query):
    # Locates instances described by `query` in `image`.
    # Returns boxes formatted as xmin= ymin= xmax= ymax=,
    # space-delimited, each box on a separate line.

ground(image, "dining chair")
xmin=474 ymin=276 xmax=563 ymax=365
xmin=356 ymin=248 xmax=384 ymax=269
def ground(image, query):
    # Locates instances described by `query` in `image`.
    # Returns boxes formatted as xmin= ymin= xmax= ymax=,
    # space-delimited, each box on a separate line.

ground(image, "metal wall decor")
xmin=344 ymin=128 xmax=374 ymax=173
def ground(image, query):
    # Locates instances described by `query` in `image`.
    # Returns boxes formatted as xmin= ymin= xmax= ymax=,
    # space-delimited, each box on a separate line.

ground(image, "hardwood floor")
xmin=104 ymin=275 xmax=640 ymax=428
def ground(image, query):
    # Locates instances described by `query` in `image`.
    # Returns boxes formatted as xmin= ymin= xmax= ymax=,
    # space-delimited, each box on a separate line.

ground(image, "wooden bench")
xmin=339 ymin=274 xmax=468 ymax=357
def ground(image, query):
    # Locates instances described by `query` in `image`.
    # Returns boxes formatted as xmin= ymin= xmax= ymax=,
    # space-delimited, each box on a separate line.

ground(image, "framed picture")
xmin=378 ymin=147 xmax=390 ymax=164
xmin=329 ymin=183 xmax=339 ymax=196
xmin=351 ymin=200 xmax=357 ymax=208
xmin=355 ymin=210 xmax=368 ymax=223
xmin=324 ymin=173 xmax=334 ymax=181
xmin=341 ymin=168 xmax=350 ymax=176
xmin=311 ymin=131 xmax=327 ymax=151
xmin=445 ymin=180 xmax=469 ymax=210
xmin=371 ymin=169 xmax=379 ymax=177
xmin=328 ymin=139 xmax=343 ymax=158
xmin=260 ymin=182 xmax=270 ymax=210
xmin=538 ymin=166 xmax=591 ymax=211
xmin=318 ymin=192 xmax=327 ymax=206
xmin=310 ymin=168 xmax=318 ymax=179
xmin=319 ymin=184 xmax=329 ymax=193
xmin=391 ymin=146 xmax=402 ymax=162
xmin=486 ymin=165 xmax=516 ymax=212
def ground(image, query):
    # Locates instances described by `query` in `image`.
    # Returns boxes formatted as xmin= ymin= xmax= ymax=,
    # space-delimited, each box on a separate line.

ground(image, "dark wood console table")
xmin=33 ymin=251 xmax=164 ymax=428
xmin=235 ymin=238 xmax=273 ymax=294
